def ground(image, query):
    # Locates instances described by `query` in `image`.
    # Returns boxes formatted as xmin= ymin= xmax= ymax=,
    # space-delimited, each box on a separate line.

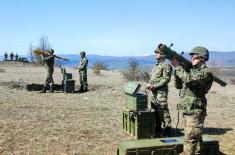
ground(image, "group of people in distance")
xmin=147 ymin=44 xmax=213 ymax=155
xmin=4 ymin=52 xmax=19 ymax=61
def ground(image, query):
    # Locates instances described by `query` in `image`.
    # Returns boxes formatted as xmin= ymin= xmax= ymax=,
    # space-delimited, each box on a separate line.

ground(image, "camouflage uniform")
xmin=42 ymin=54 xmax=55 ymax=92
xmin=149 ymin=58 xmax=172 ymax=136
xmin=78 ymin=51 xmax=88 ymax=91
xmin=174 ymin=47 xmax=213 ymax=155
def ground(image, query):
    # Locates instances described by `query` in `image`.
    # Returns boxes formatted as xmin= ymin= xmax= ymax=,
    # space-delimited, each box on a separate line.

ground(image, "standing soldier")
xmin=76 ymin=51 xmax=88 ymax=92
xmin=171 ymin=46 xmax=213 ymax=155
xmin=4 ymin=52 xmax=8 ymax=60
xmin=15 ymin=53 xmax=19 ymax=61
xmin=10 ymin=52 xmax=14 ymax=61
xmin=147 ymin=47 xmax=172 ymax=137
xmin=40 ymin=49 xmax=55 ymax=93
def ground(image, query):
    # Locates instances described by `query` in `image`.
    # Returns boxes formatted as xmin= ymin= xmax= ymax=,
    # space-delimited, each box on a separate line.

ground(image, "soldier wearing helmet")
xmin=40 ymin=49 xmax=55 ymax=93
xmin=171 ymin=46 xmax=213 ymax=155
xmin=76 ymin=51 xmax=88 ymax=92
xmin=147 ymin=47 xmax=172 ymax=137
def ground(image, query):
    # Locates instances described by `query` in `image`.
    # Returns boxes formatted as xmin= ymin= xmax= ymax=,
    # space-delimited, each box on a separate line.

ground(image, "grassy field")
xmin=0 ymin=62 xmax=235 ymax=155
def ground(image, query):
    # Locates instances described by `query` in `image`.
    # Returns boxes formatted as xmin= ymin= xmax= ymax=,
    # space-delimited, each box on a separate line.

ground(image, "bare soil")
xmin=0 ymin=62 xmax=234 ymax=155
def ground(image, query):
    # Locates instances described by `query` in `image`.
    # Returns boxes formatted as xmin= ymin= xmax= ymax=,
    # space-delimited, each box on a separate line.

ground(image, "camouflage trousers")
xmin=150 ymin=96 xmax=171 ymax=130
xmin=182 ymin=111 xmax=206 ymax=155
xmin=44 ymin=68 xmax=54 ymax=87
xmin=79 ymin=70 xmax=88 ymax=89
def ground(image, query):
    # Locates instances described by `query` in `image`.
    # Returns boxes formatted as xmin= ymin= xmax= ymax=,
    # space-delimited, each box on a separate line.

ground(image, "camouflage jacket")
xmin=175 ymin=63 xmax=213 ymax=114
xmin=149 ymin=60 xmax=172 ymax=94
xmin=42 ymin=55 xmax=54 ymax=70
xmin=78 ymin=57 xmax=88 ymax=71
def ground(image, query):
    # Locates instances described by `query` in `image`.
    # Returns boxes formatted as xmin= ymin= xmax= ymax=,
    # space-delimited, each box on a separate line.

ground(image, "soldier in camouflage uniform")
xmin=147 ymin=47 xmax=172 ymax=137
xmin=15 ymin=53 xmax=19 ymax=61
xmin=40 ymin=49 xmax=55 ymax=93
xmin=171 ymin=46 xmax=213 ymax=155
xmin=10 ymin=52 xmax=14 ymax=61
xmin=77 ymin=51 xmax=88 ymax=92
xmin=4 ymin=52 xmax=8 ymax=60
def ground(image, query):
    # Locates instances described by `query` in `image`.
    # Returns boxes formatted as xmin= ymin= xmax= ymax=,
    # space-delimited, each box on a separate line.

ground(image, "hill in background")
xmin=57 ymin=51 xmax=235 ymax=69
xmin=1 ymin=51 xmax=235 ymax=69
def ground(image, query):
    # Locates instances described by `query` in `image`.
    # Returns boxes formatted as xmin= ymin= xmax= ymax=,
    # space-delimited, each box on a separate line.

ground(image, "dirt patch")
xmin=0 ymin=80 xmax=26 ymax=90
xmin=0 ymin=68 xmax=5 ymax=73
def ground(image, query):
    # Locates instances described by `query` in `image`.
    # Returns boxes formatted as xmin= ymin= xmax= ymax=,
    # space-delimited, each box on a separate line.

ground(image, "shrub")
xmin=122 ymin=57 xmax=150 ymax=82
xmin=92 ymin=61 xmax=108 ymax=75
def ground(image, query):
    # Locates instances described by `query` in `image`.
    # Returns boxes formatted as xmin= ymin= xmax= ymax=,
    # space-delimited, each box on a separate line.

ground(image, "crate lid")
xmin=123 ymin=82 xmax=141 ymax=95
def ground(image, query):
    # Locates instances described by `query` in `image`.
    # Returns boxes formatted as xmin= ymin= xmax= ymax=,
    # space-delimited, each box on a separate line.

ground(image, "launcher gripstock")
xmin=158 ymin=43 xmax=227 ymax=87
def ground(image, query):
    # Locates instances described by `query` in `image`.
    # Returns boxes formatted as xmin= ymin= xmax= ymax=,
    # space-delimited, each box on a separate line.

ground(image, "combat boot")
xmin=49 ymin=85 xmax=54 ymax=93
xmin=163 ymin=126 xmax=172 ymax=137
xmin=40 ymin=86 xmax=47 ymax=93
xmin=83 ymin=87 xmax=88 ymax=92
xmin=79 ymin=86 xmax=84 ymax=92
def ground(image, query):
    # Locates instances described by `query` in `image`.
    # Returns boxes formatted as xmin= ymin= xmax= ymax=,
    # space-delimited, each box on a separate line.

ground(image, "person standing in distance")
xmin=76 ymin=51 xmax=88 ymax=92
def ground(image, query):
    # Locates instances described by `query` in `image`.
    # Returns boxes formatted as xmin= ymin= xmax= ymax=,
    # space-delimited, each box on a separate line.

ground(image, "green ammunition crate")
xmin=124 ymin=82 xmax=148 ymax=111
xmin=62 ymin=80 xmax=75 ymax=93
xmin=123 ymin=108 xmax=155 ymax=139
xmin=117 ymin=136 xmax=219 ymax=155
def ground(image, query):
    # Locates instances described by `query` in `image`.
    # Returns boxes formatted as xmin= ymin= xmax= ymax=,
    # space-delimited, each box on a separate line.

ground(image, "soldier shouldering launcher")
xmin=170 ymin=46 xmax=213 ymax=155
xmin=34 ymin=49 xmax=69 ymax=93
xmin=147 ymin=47 xmax=172 ymax=137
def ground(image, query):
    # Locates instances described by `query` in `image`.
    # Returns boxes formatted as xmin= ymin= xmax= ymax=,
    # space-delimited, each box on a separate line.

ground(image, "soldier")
xmin=76 ymin=51 xmax=88 ymax=92
xmin=4 ymin=52 xmax=8 ymax=60
xmin=147 ymin=47 xmax=172 ymax=137
xmin=40 ymin=49 xmax=55 ymax=93
xmin=170 ymin=46 xmax=213 ymax=155
xmin=10 ymin=52 xmax=14 ymax=61
xmin=15 ymin=53 xmax=19 ymax=61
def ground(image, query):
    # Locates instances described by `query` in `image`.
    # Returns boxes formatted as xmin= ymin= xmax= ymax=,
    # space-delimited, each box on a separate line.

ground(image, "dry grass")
xmin=0 ymin=63 xmax=235 ymax=155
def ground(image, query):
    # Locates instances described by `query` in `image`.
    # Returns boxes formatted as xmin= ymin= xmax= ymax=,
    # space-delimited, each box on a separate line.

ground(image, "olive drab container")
xmin=117 ymin=136 xmax=219 ymax=155
xmin=123 ymin=82 xmax=155 ymax=139
xmin=61 ymin=67 xmax=75 ymax=93
xmin=123 ymin=108 xmax=156 ymax=139
xmin=124 ymin=82 xmax=148 ymax=111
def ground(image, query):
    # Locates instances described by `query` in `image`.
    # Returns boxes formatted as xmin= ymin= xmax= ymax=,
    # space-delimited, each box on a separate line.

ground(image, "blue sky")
xmin=0 ymin=0 xmax=235 ymax=56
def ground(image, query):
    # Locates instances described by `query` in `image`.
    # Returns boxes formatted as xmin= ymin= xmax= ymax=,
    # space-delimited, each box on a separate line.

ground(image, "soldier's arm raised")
xmin=54 ymin=55 xmax=69 ymax=61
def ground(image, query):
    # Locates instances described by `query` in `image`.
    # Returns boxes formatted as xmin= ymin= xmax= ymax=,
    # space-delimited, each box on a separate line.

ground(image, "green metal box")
xmin=62 ymin=80 xmax=75 ymax=93
xmin=123 ymin=108 xmax=155 ymax=139
xmin=117 ymin=136 xmax=219 ymax=155
xmin=124 ymin=82 xmax=148 ymax=111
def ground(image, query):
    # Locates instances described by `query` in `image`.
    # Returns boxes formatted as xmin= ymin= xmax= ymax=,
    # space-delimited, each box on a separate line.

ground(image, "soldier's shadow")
xmin=202 ymin=127 xmax=233 ymax=135
xmin=171 ymin=127 xmax=233 ymax=137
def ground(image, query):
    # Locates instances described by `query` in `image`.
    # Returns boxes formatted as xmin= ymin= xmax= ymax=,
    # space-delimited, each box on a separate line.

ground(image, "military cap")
xmin=80 ymin=51 xmax=86 ymax=55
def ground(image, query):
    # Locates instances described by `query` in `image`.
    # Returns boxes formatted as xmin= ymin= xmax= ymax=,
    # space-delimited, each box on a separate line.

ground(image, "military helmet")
xmin=80 ymin=51 xmax=86 ymax=55
xmin=190 ymin=46 xmax=209 ymax=61
xmin=154 ymin=48 xmax=164 ymax=55
xmin=46 ymin=49 xmax=55 ymax=54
